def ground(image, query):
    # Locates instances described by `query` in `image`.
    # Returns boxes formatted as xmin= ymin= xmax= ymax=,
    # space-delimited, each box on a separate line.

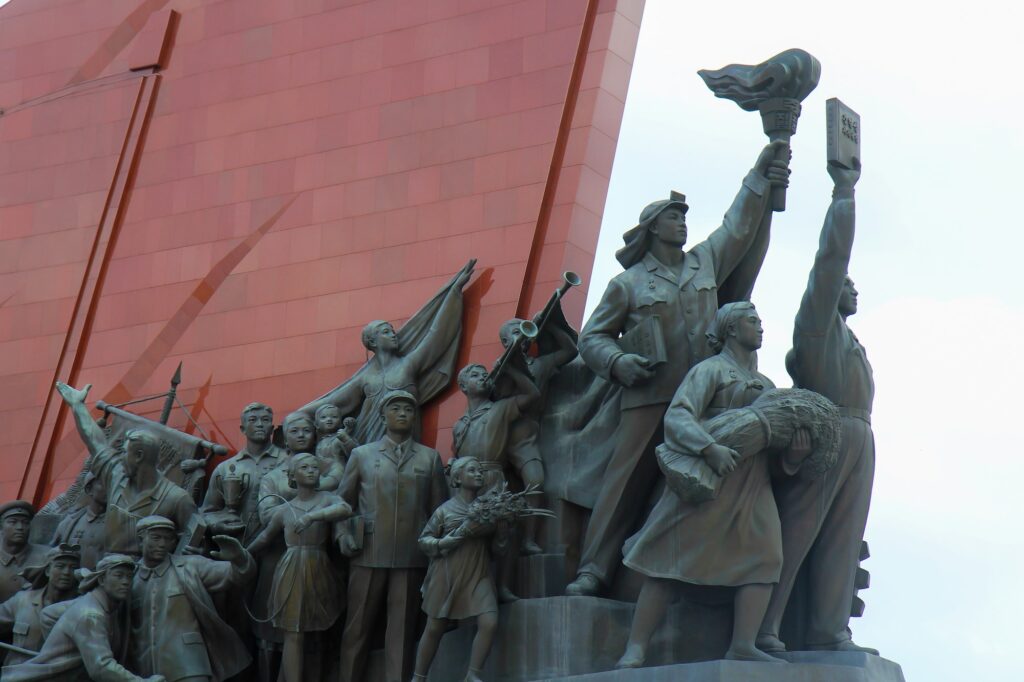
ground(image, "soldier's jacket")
xmin=580 ymin=171 xmax=772 ymax=411
xmin=1 ymin=589 xmax=141 ymax=682
xmin=0 ymin=544 xmax=48 ymax=604
xmin=338 ymin=437 xmax=448 ymax=569
xmin=51 ymin=507 xmax=106 ymax=570
xmin=0 ymin=587 xmax=73 ymax=666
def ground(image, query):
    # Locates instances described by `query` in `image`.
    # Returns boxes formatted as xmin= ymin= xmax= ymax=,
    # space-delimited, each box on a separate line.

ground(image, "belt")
xmin=838 ymin=406 xmax=871 ymax=424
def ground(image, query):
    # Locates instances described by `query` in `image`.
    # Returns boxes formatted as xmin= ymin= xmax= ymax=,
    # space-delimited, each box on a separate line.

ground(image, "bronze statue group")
xmin=0 ymin=137 xmax=877 ymax=681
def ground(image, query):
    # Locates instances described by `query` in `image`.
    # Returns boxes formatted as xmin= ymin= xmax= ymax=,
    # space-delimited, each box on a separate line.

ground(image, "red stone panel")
xmin=0 ymin=0 xmax=645 ymax=504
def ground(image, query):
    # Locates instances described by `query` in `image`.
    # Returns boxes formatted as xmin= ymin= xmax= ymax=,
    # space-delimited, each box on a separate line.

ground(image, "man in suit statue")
xmin=337 ymin=391 xmax=448 ymax=682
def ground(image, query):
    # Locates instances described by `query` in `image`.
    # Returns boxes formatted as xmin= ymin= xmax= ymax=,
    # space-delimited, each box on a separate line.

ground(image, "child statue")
xmin=313 ymin=405 xmax=357 ymax=492
xmin=246 ymin=452 xmax=354 ymax=682
xmin=412 ymin=457 xmax=504 ymax=682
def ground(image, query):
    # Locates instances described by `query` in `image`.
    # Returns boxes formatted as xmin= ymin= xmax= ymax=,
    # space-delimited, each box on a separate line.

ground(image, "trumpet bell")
xmin=563 ymin=271 xmax=582 ymax=287
xmin=519 ymin=320 xmax=539 ymax=338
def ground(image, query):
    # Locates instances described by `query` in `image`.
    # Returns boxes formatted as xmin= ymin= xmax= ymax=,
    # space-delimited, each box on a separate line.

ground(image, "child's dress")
xmin=267 ymin=493 xmax=345 ymax=632
xmin=418 ymin=497 xmax=498 ymax=620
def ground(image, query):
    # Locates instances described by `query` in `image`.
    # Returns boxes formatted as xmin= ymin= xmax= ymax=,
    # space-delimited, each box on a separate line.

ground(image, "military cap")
xmin=381 ymin=390 xmax=417 ymax=411
xmin=0 ymin=500 xmax=35 ymax=521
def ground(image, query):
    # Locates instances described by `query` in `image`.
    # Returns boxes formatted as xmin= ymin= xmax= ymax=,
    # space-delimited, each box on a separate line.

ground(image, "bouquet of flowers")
xmin=451 ymin=483 xmax=555 ymax=539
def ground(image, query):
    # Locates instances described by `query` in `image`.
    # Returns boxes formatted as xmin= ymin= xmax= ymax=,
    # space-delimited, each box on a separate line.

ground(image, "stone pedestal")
xmin=427 ymin=596 xmax=732 ymax=681
xmin=424 ymin=597 xmax=903 ymax=682
xmin=515 ymin=553 xmax=569 ymax=598
xmin=533 ymin=652 xmax=906 ymax=681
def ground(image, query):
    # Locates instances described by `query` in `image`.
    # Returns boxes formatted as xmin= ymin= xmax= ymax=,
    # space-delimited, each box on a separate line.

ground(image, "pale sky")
xmin=589 ymin=1 xmax=1024 ymax=680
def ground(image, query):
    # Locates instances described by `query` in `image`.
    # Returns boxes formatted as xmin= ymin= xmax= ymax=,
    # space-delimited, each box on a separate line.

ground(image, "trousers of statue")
xmin=576 ymin=404 xmax=666 ymax=585
xmin=761 ymin=415 xmax=875 ymax=645
xmin=338 ymin=565 xmax=425 ymax=682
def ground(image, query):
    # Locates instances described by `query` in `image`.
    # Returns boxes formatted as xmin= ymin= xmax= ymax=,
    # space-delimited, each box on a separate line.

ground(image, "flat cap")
xmin=136 ymin=515 xmax=177 ymax=535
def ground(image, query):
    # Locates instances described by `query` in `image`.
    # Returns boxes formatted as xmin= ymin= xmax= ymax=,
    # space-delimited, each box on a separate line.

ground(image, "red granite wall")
xmin=0 ymin=0 xmax=644 ymax=505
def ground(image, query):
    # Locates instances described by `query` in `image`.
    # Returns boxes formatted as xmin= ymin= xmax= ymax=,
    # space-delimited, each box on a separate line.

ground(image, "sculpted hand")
xmin=338 ymin=534 xmax=361 ymax=557
xmin=611 ymin=354 xmax=655 ymax=387
xmin=210 ymin=535 xmax=246 ymax=563
xmin=785 ymin=428 xmax=813 ymax=463
xmin=704 ymin=443 xmax=741 ymax=476
xmin=753 ymin=140 xmax=791 ymax=189
xmin=455 ymin=258 xmax=478 ymax=288
xmin=55 ymin=381 xmax=91 ymax=405
xmin=179 ymin=458 xmax=204 ymax=474
xmin=437 ymin=533 xmax=463 ymax=556
xmin=827 ymin=158 xmax=861 ymax=189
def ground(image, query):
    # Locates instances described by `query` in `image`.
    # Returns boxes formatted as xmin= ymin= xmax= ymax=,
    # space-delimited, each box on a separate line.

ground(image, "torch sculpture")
xmin=699 ymin=48 xmax=821 ymax=211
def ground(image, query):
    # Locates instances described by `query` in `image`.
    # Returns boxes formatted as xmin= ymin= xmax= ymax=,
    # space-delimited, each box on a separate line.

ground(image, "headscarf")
xmin=706 ymin=301 xmax=757 ymax=353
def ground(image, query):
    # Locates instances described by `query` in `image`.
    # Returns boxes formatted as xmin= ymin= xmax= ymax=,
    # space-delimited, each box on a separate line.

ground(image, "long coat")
xmin=623 ymin=350 xmax=786 ymax=586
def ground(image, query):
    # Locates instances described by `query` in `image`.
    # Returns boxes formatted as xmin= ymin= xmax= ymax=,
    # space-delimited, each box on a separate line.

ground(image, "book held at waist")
xmin=618 ymin=315 xmax=667 ymax=367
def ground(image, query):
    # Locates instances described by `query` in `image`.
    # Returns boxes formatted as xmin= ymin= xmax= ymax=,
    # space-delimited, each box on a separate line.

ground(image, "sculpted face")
xmin=384 ymin=400 xmax=416 ymax=435
xmin=241 ymin=408 xmax=273 ymax=445
xmin=284 ymin=419 xmax=315 ymax=453
xmin=316 ymin=407 xmax=341 ymax=435
xmin=499 ymin=319 xmax=528 ymax=353
xmin=121 ymin=435 xmax=152 ymax=482
xmin=1 ymin=515 xmax=28 ymax=547
xmin=731 ymin=308 xmax=764 ymax=351
xmin=102 ymin=566 xmax=134 ymax=602
xmin=460 ymin=365 xmax=491 ymax=398
xmin=141 ymin=528 xmax=177 ymax=565
xmin=48 ymin=558 xmax=79 ymax=592
xmin=294 ymin=458 xmax=319 ymax=487
xmin=88 ymin=477 xmax=107 ymax=506
xmin=838 ymin=276 xmax=858 ymax=316
xmin=650 ymin=207 xmax=687 ymax=248
xmin=458 ymin=459 xmax=485 ymax=492
xmin=372 ymin=323 xmax=399 ymax=352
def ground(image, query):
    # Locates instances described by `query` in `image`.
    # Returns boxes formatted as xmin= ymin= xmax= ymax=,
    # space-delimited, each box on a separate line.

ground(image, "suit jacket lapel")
xmin=378 ymin=440 xmax=401 ymax=467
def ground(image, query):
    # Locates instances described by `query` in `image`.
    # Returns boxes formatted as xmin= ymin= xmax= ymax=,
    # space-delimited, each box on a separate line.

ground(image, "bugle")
xmin=489 ymin=319 xmax=539 ymax=386
xmin=534 ymin=271 xmax=582 ymax=333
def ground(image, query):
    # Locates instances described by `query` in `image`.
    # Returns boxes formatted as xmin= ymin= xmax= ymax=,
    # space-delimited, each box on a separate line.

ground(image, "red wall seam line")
xmin=514 ymin=0 xmax=600 ymax=321
xmin=21 ymin=74 xmax=164 ymax=506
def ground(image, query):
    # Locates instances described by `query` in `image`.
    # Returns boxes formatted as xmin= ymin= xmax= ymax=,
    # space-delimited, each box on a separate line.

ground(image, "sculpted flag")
xmin=301 ymin=259 xmax=473 ymax=445
xmin=41 ymin=406 xmax=221 ymax=522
